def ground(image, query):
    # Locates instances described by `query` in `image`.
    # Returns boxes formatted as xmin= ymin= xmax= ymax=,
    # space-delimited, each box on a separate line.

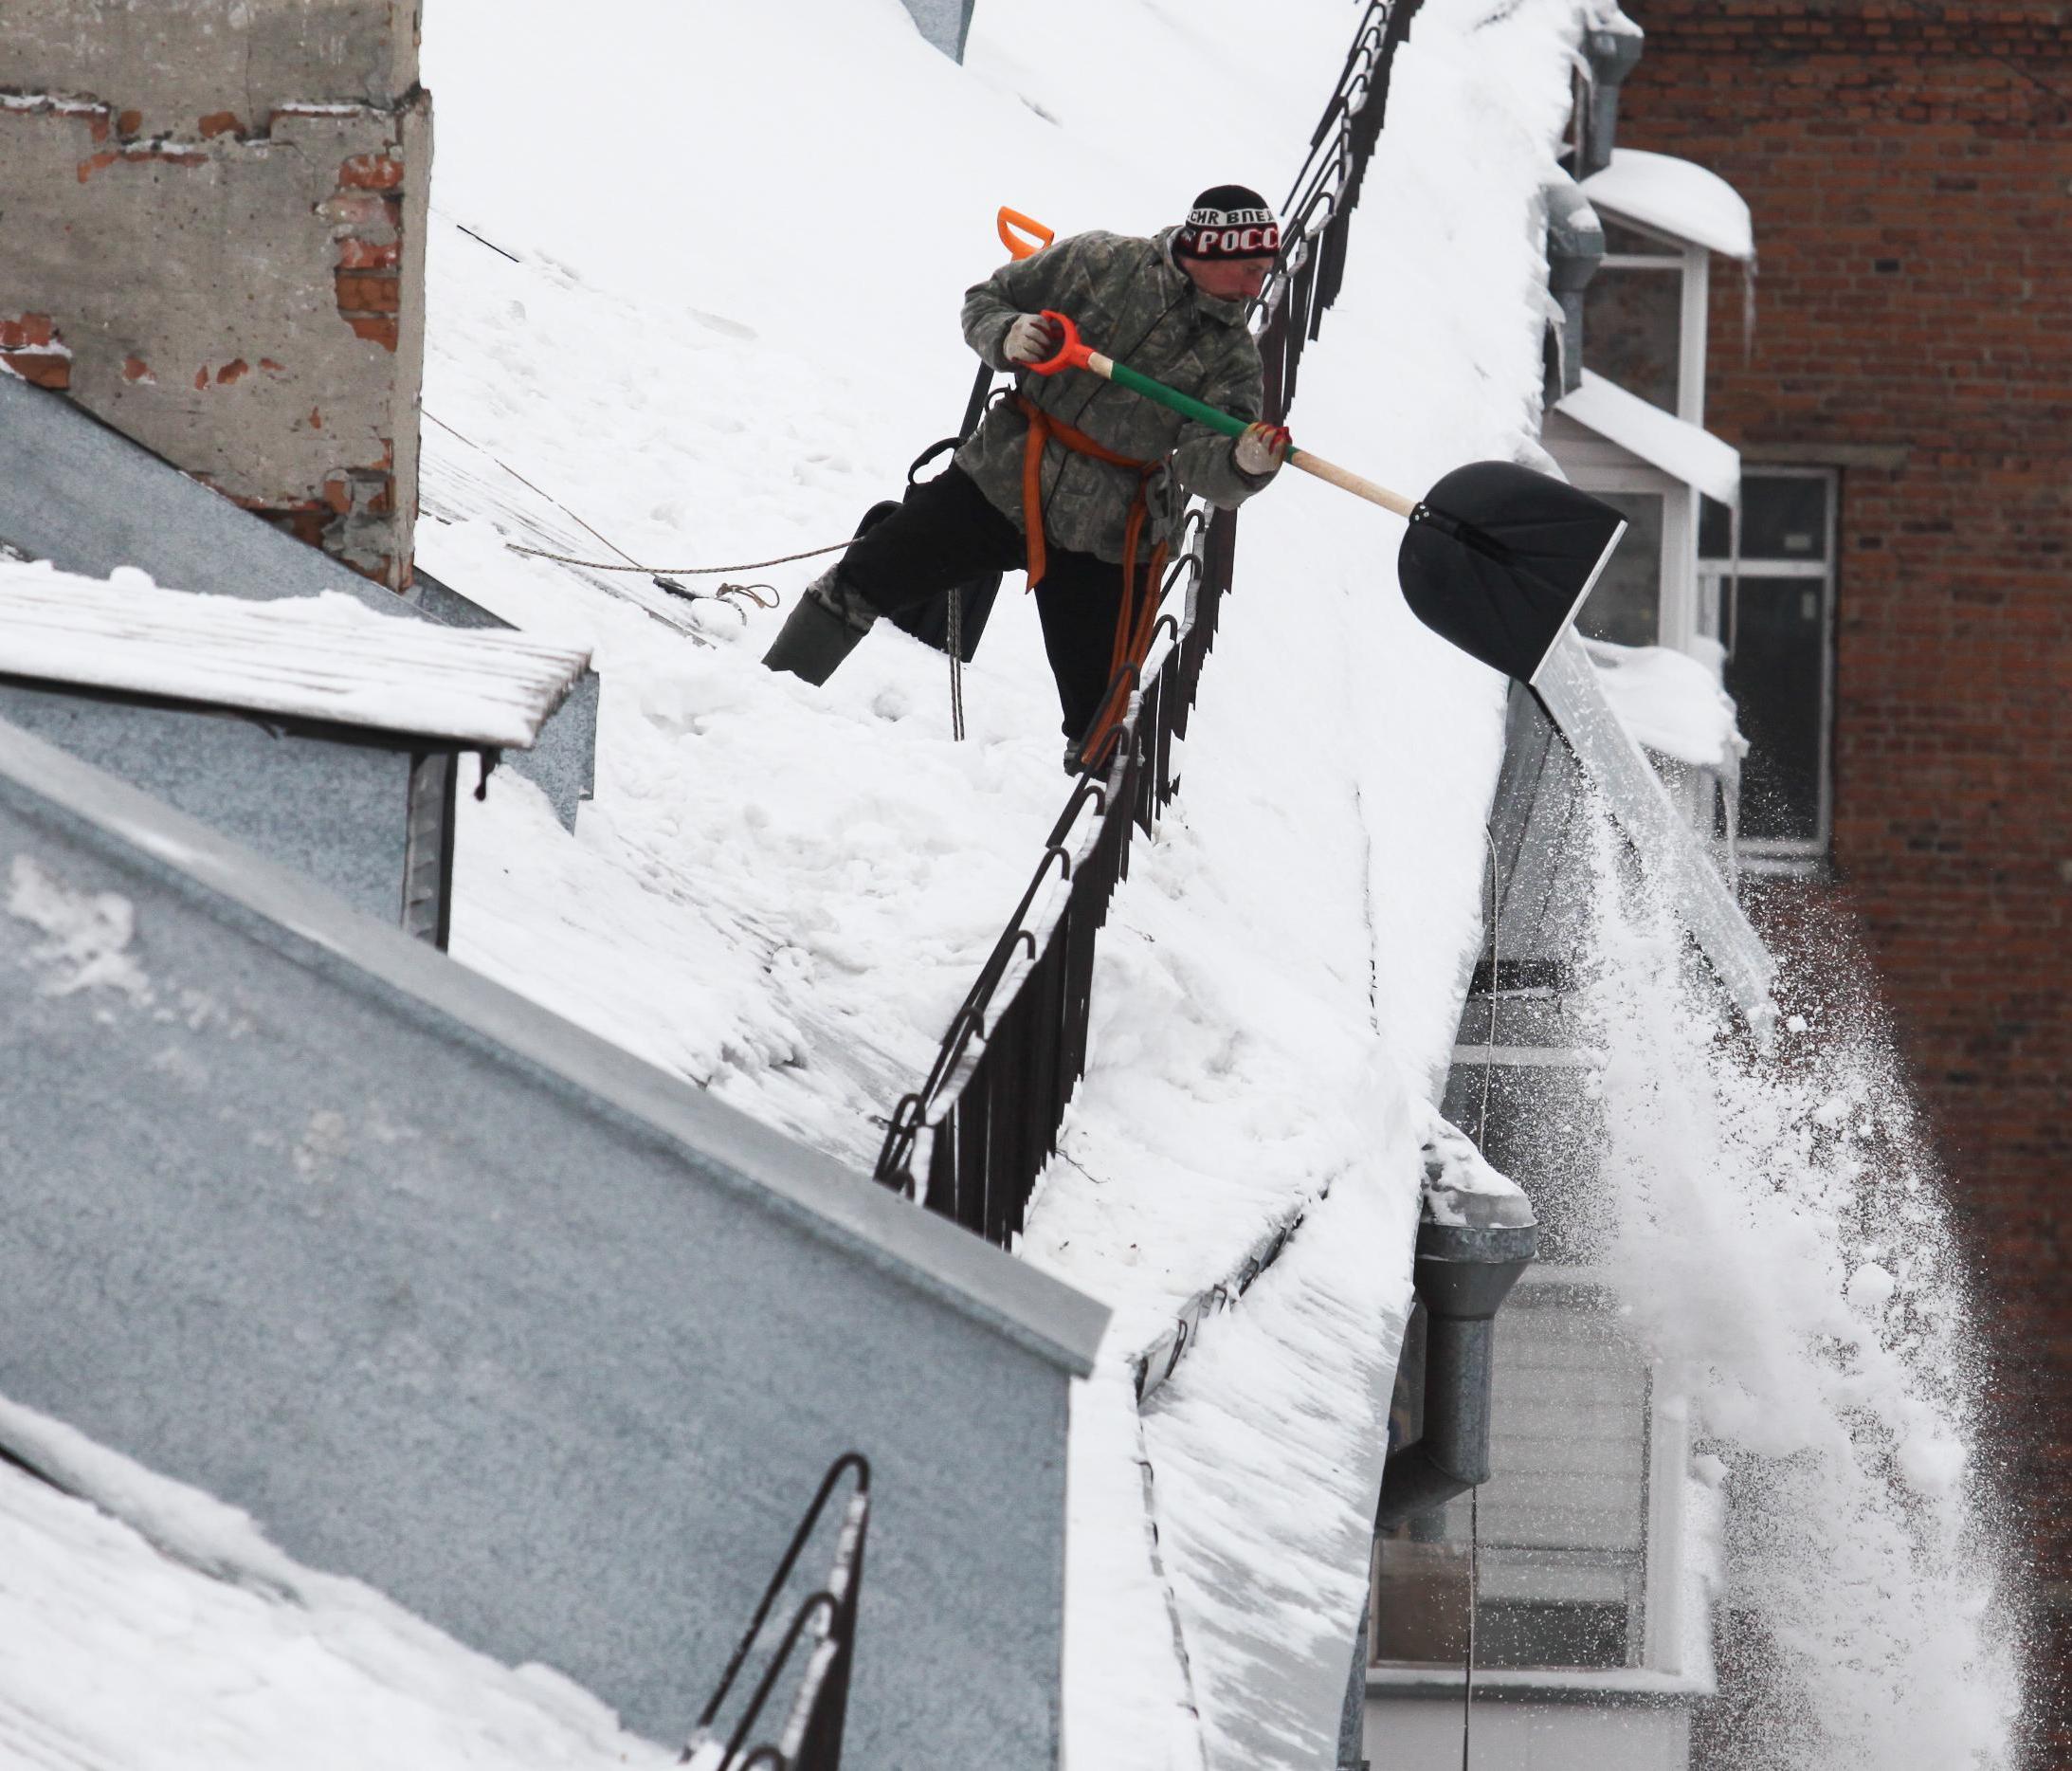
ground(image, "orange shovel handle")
xmin=997 ymin=207 xmax=1055 ymax=261
xmin=1025 ymin=309 xmax=1097 ymax=378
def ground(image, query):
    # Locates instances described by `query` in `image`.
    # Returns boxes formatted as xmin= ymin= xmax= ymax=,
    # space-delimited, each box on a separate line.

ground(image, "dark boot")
xmin=762 ymin=567 xmax=875 ymax=685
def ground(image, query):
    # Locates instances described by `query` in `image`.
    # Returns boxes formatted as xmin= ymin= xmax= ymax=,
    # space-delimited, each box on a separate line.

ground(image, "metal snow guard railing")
xmin=682 ymin=1453 xmax=871 ymax=1771
xmin=871 ymin=0 xmax=1419 ymax=1244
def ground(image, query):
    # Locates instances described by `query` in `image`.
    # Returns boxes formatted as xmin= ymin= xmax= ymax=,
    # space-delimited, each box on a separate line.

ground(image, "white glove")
xmin=1005 ymin=312 xmax=1064 ymax=367
xmin=1234 ymin=421 xmax=1292 ymax=478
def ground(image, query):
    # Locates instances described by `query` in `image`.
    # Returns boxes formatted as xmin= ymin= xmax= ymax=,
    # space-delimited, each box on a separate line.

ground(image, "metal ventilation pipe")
xmin=1374 ymin=1202 xmax=1537 ymax=1528
xmin=1543 ymin=170 xmax=1605 ymax=406
xmin=1577 ymin=13 xmax=1645 ymax=179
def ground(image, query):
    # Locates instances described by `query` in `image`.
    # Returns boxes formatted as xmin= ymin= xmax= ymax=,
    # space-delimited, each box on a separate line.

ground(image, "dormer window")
xmin=1586 ymin=214 xmax=1708 ymax=422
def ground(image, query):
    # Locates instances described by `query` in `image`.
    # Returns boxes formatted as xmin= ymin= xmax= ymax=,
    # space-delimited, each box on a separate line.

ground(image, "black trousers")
xmin=842 ymin=465 xmax=1128 ymax=743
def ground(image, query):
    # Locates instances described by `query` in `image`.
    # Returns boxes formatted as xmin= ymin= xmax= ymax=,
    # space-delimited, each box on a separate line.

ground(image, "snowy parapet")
xmin=0 ymin=558 xmax=591 ymax=751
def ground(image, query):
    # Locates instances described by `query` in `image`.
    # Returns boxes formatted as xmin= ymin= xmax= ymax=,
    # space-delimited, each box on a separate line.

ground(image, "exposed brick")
xmin=336 ymin=237 xmax=400 ymax=271
xmin=121 ymin=356 xmax=154 ymax=383
xmin=0 ymin=314 xmax=55 ymax=350
xmin=2 ymin=351 xmax=70 ymax=390
xmin=333 ymin=271 xmax=400 ymax=314
xmin=215 ymin=357 xmax=249 ymax=385
xmin=337 ymin=152 xmax=404 ymax=191
xmin=344 ymin=314 xmax=399 ymax=351
xmin=197 ymin=111 xmax=243 ymax=139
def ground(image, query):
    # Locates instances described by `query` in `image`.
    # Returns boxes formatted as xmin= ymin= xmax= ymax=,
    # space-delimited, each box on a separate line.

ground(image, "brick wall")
xmin=0 ymin=2 xmax=429 ymax=588
xmin=1614 ymin=0 xmax=2071 ymax=1749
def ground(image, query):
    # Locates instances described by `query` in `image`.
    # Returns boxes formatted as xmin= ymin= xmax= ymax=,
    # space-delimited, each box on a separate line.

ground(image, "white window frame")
xmin=1561 ymin=464 xmax=1702 ymax=655
xmin=1699 ymin=466 xmax=1839 ymax=869
xmin=1593 ymin=213 xmax=1711 ymax=429
xmin=1368 ymin=1266 xmax=1700 ymax=1700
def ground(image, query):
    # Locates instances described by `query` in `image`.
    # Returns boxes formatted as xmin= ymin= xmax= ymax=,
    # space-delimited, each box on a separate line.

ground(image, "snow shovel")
xmin=1026 ymin=309 xmax=1627 ymax=685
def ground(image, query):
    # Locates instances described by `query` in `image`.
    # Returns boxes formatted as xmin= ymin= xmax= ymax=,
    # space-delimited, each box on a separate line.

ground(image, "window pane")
xmin=1575 ymin=491 xmax=1664 ymax=647
xmin=1726 ymin=575 xmax=1828 ymax=844
xmin=1372 ymin=1296 xmax=1650 ymax=1671
xmin=1743 ymin=476 xmax=1828 ymax=561
xmin=1478 ymin=1598 xmax=1629 ymax=1670
xmin=1601 ymin=217 xmax=1681 ymax=258
xmin=1582 ymin=265 xmax=1681 ymax=414
xmin=1700 ymin=494 xmax=1733 ymax=558
xmin=1701 ymin=477 xmax=1830 ymax=562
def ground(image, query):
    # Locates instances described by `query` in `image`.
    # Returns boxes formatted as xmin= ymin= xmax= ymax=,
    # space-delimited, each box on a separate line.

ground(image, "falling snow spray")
xmin=1564 ymin=802 xmax=2021 ymax=1770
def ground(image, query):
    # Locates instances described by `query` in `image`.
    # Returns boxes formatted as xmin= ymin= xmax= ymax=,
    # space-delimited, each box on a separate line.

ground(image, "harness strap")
xmin=1014 ymin=393 xmax=1172 ymax=764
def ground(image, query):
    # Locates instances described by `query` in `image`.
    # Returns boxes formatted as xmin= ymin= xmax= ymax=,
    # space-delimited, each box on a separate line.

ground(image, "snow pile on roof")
xmin=1583 ymin=634 xmax=1746 ymax=771
xmin=1419 ymin=1109 xmax=1535 ymax=1229
xmin=0 ymin=558 xmax=589 ymax=749
xmin=1557 ymin=367 xmax=1741 ymax=502
xmin=1582 ymin=145 xmax=1755 ymax=261
xmin=0 ymin=1398 xmax=667 ymax=1771
xmin=415 ymin=0 xmax=1379 ymax=1170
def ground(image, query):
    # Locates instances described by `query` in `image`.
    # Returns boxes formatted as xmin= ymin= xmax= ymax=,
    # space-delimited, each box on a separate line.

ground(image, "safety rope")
xmin=505 ymin=537 xmax=854 ymax=575
xmin=1463 ymin=823 xmax=1500 ymax=1771
xmin=1464 ymin=1486 xmax=1479 ymax=1771
xmin=946 ymin=586 xmax=967 ymax=742
xmin=1012 ymin=392 xmax=1170 ymax=771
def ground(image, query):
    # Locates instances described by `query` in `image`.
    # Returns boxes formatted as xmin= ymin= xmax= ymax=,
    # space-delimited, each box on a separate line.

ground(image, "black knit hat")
xmin=1174 ymin=184 xmax=1281 ymax=261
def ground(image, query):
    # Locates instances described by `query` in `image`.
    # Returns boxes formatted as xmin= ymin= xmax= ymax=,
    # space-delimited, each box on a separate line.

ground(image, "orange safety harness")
xmin=1014 ymin=392 xmax=1171 ymax=767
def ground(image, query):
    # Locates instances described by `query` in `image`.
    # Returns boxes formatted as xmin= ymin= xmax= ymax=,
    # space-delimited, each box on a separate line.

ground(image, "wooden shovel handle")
xmin=1288 ymin=449 xmax=1418 ymax=519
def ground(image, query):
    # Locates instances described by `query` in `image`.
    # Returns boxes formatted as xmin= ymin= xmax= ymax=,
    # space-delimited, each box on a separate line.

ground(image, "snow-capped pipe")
xmin=1374 ymin=1214 xmax=1537 ymax=1528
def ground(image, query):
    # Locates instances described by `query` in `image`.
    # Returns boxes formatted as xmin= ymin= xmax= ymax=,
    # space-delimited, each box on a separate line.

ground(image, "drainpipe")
xmin=1576 ymin=10 xmax=1645 ymax=179
xmin=1542 ymin=170 xmax=1604 ymax=408
xmin=1341 ymin=1191 xmax=1536 ymax=1768
xmin=1374 ymin=1200 xmax=1537 ymax=1529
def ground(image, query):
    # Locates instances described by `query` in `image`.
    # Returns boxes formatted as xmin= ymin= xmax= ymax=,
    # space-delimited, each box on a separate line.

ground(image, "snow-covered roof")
xmin=0 ymin=1402 xmax=674 ymax=1771
xmin=1557 ymin=369 xmax=1741 ymax=506
xmin=0 ymin=561 xmax=591 ymax=750
xmin=1581 ymin=147 xmax=1754 ymax=262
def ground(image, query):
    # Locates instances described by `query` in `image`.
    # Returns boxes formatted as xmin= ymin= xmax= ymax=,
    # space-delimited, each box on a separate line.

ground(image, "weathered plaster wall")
xmin=0 ymin=0 xmax=428 ymax=588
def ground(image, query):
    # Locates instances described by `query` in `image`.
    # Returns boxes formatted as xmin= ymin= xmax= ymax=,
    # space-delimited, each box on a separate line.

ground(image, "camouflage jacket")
xmin=954 ymin=228 xmax=1270 ymax=564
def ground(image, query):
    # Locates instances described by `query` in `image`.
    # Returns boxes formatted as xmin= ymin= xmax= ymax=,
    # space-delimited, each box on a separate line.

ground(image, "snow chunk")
xmin=1582 ymin=146 xmax=1754 ymax=261
xmin=1582 ymin=636 xmax=1746 ymax=771
xmin=8 ymin=855 xmax=152 ymax=1001
xmin=1846 ymin=1261 xmax=1899 ymax=1316
xmin=1419 ymin=1109 xmax=1535 ymax=1229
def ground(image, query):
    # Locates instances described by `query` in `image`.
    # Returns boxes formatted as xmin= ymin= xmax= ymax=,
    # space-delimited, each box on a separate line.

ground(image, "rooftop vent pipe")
xmin=1543 ymin=170 xmax=1605 ymax=406
xmin=1577 ymin=11 xmax=1645 ymax=179
xmin=1374 ymin=1194 xmax=1537 ymax=1528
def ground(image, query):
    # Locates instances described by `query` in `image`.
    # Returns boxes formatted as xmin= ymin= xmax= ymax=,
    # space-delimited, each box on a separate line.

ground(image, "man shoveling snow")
xmin=762 ymin=184 xmax=1293 ymax=770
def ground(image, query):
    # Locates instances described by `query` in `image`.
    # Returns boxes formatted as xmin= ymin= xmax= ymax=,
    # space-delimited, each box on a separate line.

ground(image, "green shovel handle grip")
xmin=1023 ymin=310 xmax=1421 ymax=517
xmin=1027 ymin=310 xmax=1253 ymax=443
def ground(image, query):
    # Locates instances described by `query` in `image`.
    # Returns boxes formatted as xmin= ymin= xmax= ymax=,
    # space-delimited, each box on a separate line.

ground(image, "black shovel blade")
xmin=1397 ymin=460 xmax=1627 ymax=685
